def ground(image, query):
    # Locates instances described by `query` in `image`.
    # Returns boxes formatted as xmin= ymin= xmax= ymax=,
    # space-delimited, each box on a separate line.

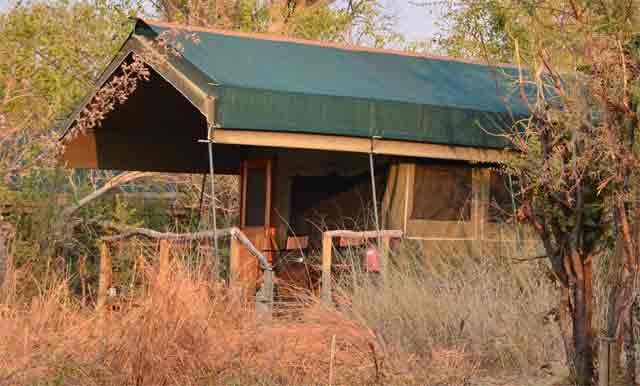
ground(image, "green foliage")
xmin=424 ymin=0 xmax=523 ymax=61
xmin=0 ymin=0 xmax=138 ymax=181
xmin=112 ymin=194 xmax=143 ymax=227
xmin=284 ymin=5 xmax=352 ymax=42
xmin=0 ymin=0 xmax=157 ymax=295
xmin=153 ymin=0 xmax=400 ymax=45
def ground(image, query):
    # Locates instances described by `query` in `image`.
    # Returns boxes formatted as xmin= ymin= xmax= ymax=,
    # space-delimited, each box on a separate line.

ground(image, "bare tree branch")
xmin=59 ymin=171 xmax=154 ymax=223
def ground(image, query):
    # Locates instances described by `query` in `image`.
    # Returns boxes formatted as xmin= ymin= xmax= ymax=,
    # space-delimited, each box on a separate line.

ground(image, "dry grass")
xmin=0 ymin=239 xmax=562 ymax=386
xmin=334 ymin=240 xmax=563 ymax=379
xmin=0 ymin=261 xmax=414 ymax=386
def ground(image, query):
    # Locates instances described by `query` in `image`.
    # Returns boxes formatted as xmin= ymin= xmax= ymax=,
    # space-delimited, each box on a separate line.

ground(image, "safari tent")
xmin=60 ymin=19 xmax=536 ymax=292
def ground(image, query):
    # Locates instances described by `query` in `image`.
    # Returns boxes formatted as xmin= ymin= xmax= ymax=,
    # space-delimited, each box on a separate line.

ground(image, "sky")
xmin=383 ymin=1 xmax=444 ymax=41
xmin=0 ymin=0 xmax=444 ymax=40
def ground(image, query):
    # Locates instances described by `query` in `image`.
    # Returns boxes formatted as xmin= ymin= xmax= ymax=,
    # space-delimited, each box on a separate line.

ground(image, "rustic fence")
xmin=96 ymin=225 xmax=274 ymax=319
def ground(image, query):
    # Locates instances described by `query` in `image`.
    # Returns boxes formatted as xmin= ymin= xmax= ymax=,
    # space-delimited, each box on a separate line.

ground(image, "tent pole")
xmin=196 ymin=173 xmax=207 ymax=229
xmin=507 ymin=174 xmax=523 ymax=253
xmin=369 ymin=137 xmax=381 ymax=243
xmin=207 ymin=127 xmax=219 ymax=262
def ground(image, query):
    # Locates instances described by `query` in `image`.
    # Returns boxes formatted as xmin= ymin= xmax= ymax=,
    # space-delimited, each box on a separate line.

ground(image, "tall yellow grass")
xmin=0 ymin=239 xmax=561 ymax=385
xmin=0 ymin=262 xmax=477 ymax=385
xmin=334 ymin=240 xmax=562 ymax=378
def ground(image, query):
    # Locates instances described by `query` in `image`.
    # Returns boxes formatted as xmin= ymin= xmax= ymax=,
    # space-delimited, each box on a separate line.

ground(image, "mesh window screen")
xmin=411 ymin=164 xmax=472 ymax=221
xmin=245 ymin=167 xmax=267 ymax=227
xmin=489 ymin=172 xmax=515 ymax=223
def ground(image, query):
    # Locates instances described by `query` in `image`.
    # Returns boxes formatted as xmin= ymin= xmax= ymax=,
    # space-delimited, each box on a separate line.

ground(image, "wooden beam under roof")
xmin=211 ymin=129 xmax=509 ymax=163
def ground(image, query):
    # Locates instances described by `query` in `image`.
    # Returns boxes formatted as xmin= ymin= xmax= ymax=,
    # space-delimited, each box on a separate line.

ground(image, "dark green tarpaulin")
xmin=135 ymin=19 xmax=528 ymax=149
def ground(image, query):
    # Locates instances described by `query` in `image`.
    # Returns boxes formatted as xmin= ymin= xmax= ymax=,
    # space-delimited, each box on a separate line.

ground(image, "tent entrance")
xmin=231 ymin=158 xmax=275 ymax=297
xmin=241 ymin=158 xmax=272 ymax=231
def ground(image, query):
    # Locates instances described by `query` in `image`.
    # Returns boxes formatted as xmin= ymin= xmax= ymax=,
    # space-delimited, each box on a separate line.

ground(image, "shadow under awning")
xmin=62 ymin=58 xmax=241 ymax=174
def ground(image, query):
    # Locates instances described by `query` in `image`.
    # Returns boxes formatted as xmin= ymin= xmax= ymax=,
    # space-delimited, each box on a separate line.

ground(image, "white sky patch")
xmin=392 ymin=0 xmax=444 ymax=40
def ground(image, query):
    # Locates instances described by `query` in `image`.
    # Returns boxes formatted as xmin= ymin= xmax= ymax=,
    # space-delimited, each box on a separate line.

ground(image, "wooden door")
xmin=230 ymin=159 xmax=275 ymax=299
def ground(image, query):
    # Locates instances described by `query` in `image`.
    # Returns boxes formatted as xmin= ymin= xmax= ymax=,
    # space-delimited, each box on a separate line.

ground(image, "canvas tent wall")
xmin=382 ymin=162 xmax=540 ymax=258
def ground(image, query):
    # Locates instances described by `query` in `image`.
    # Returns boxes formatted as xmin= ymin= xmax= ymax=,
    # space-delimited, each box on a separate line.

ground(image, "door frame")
xmin=232 ymin=158 xmax=275 ymax=298
xmin=240 ymin=158 xmax=273 ymax=230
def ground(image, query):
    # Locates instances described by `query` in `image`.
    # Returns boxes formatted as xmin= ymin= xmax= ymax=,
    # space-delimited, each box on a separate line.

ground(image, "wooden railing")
xmin=96 ymin=225 xmax=274 ymax=318
xmin=321 ymin=229 xmax=403 ymax=304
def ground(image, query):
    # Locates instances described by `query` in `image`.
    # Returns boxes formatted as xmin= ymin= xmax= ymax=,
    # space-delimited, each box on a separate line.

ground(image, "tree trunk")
xmin=573 ymin=256 xmax=594 ymax=384
xmin=607 ymin=238 xmax=626 ymax=382
xmin=558 ymin=253 xmax=595 ymax=384
xmin=621 ymin=297 xmax=640 ymax=386
xmin=606 ymin=246 xmax=640 ymax=386
xmin=559 ymin=285 xmax=578 ymax=377
xmin=632 ymin=299 xmax=640 ymax=385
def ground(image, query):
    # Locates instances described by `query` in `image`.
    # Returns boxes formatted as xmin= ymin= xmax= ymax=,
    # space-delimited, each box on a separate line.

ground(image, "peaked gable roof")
xmin=62 ymin=19 xmax=528 ymax=157
xmin=132 ymin=19 xmax=526 ymax=149
xmin=139 ymin=19 xmax=524 ymax=114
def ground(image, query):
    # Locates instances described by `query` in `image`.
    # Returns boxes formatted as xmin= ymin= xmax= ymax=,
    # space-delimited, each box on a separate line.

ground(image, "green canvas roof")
xmin=131 ymin=19 xmax=526 ymax=150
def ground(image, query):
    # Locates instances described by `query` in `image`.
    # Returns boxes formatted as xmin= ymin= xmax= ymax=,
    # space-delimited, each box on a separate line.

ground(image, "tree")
xmin=0 ymin=0 xmax=137 ymax=183
xmin=151 ymin=0 xmax=401 ymax=45
xmin=431 ymin=0 xmax=521 ymax=62
xmin=428 ymin=0 xmax=640 ymax=383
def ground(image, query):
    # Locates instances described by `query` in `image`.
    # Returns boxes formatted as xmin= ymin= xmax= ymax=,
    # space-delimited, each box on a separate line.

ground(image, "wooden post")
xmin=0 ymin=223 xmax=9 ymax=289
xmin=229 ymin=236 xmax=243 ymax=301
xmin=380 ymin=236 xmax=390 ymax=282
xmin=158 ymin=239 xmax=172 ymax=285
xmin=322 ymin=233 xmax=333 ymax=305
xmin=0 ymin=223 xmax=14 ymax=299
xmin=3 ymin=246 xmax=14 ymax=301
xmin=79 ymin=254 xmax=87 ymax=307
xmin=599 ymin=337 xmax=614 ymax=386
xmin=210 ymin=242 xmax=220 ymax=281
xmin=138 ymin=250 xmax=147 ymax=272
xmin=256 ymin=269 xmax=274 ymax=319
xmin=97 ymin=242 xmax=112 ymax=313
xmin=229 ymin=236 xmax=240 ymax=283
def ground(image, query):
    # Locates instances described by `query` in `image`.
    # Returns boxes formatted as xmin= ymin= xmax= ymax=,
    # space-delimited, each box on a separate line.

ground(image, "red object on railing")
xmin=364 ymin=245 xmax=380 ymax=273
